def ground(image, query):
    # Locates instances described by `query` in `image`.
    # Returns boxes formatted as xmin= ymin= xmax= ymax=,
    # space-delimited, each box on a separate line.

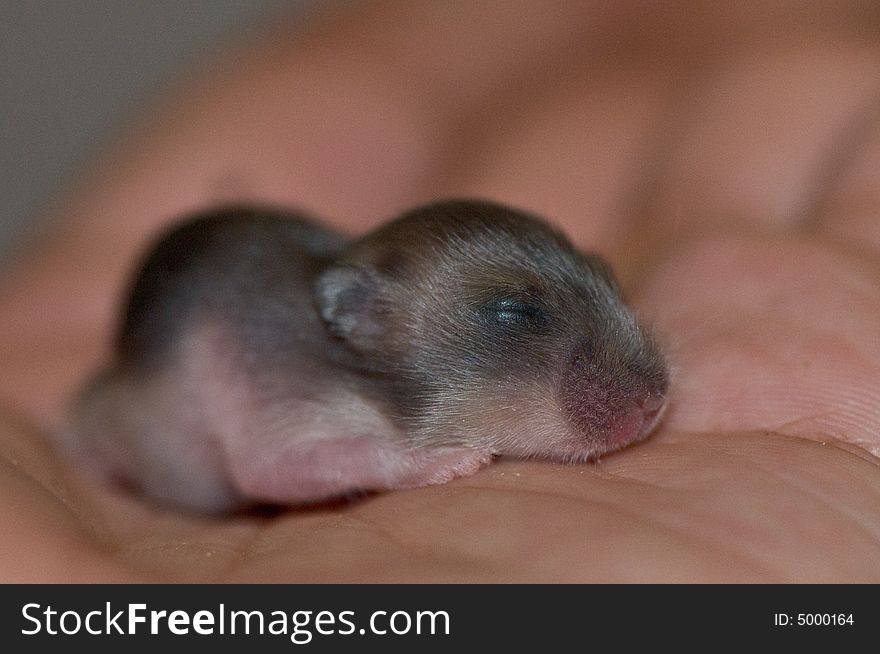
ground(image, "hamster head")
xmin=314 ymin=200 xmax=668 ymax=461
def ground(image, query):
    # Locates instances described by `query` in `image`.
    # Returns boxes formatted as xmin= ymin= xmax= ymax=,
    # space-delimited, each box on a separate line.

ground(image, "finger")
xmin=441 ymin=21 xmax=880 ymax=287
xmin=631 ymin=35 xmax=880 ymax=237
xmin=809 ymin=97 xmax=880 ymax=250
xmin=633 ymin=229 xmax=880 ymax=457
xmin=440 ymin=57 xmax=675 ymax=260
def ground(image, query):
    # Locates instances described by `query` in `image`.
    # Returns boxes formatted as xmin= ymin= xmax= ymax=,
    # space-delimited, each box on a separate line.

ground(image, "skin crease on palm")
xmin=1 ymin=2 xmax=880 ymax=582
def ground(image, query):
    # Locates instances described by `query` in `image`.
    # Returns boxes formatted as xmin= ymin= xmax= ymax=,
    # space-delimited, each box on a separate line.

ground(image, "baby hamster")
xmin=58 ymin=200 xmax=668 ymax=512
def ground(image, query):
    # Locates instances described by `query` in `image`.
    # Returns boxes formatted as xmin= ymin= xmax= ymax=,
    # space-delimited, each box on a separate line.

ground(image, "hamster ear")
xmin=313 ymin=265 xmax=388 ymax=350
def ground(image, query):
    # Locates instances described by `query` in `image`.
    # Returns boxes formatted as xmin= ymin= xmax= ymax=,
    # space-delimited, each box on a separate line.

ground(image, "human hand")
xmin=1 ymin=1 xmax=878 ymax=582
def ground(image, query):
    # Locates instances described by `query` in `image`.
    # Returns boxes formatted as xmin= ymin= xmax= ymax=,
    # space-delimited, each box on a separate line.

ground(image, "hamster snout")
xmin=560 ymin=332 xmax=668 ymax=456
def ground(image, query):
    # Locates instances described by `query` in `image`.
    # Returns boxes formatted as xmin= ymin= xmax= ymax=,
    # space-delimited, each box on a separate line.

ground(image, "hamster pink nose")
xmin=637 ymin=395 xmax=667 ymax=440
xmin=607 ymin=396 xmax=667 ymax=449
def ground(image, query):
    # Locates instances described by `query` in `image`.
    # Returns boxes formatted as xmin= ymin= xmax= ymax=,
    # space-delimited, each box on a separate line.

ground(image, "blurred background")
xmin=0 ymin=1 xmax=315 ymax=260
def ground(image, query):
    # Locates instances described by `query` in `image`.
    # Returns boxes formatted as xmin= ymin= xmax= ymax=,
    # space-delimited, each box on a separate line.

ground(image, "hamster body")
xmin=60 ymin=200 xmax=668 ymax=512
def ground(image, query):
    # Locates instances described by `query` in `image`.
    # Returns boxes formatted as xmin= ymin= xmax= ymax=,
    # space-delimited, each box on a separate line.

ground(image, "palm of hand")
xmin=1 ymin=6 xmax=878 ymax=582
